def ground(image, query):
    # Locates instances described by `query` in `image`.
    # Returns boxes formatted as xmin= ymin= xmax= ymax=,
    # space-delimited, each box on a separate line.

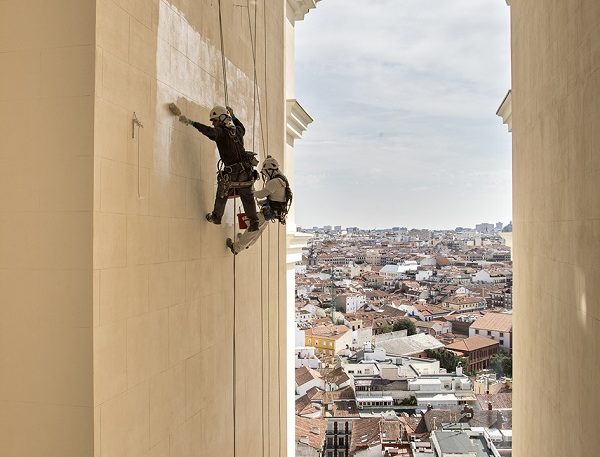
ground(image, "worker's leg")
xmin=229 ymin=213 xmax=267 ymax=254
xmin=237 ymin=186 xmax=259 ymax=229
xmin=208 ymin=180 xmax=228 ymax=223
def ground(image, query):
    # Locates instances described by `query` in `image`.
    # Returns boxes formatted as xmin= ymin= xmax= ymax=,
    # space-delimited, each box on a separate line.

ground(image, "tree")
xmin=378 ymin=323 xmax=393 ymax=334
xmin=399 ymin=396 xmax=417 ymax=406
xmin=392 ymin=318 xmax=417 ymax=336
xmin=489 ymin=350 xmax=513 ymax=377
xmin=425 ymin=348 xmax=468 ymax=373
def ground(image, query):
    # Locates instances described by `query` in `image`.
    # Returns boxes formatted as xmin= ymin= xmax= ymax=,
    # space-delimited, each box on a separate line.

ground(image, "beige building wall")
xmin=1 ymin=1 xmax=287 ymax=456
xmin=0 ymin=1 xmax=96 ymax=456
xmin=510 ymin=1 xmax=600 ymax=456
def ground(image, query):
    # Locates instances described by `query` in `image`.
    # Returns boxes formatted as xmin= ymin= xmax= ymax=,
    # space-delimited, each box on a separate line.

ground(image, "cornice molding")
xmin=286 ymin=232 xmax=312 ymax=265
xmin=496 ymin=90 xmax=512 ymax=133
xmin=287 ymin=0 xmax=319 ymax=22
xmin=286 ymin=99 xmax=314 ymax=141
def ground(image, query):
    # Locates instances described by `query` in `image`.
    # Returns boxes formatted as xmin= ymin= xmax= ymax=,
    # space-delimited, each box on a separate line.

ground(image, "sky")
xmin=293 ymin=0 xmax=512 ymax=230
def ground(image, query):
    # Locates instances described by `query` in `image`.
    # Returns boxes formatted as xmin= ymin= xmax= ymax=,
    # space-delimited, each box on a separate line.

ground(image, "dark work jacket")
xmin=191 ymin=117 xmax=246 ymax=167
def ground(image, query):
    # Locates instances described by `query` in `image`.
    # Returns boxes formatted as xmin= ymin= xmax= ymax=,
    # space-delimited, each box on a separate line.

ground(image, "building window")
xmin=488 ymin=330 xmax=492 ymax=336
xmin=338 ymin=437 xmax=344 ymax=446
xmin=475 ymin=329 xmax=479 ymax=334
xmin=500 ymin=339 xmax=504 ymax=345
xmin=500 ymin=332 xmax=504 ymax=336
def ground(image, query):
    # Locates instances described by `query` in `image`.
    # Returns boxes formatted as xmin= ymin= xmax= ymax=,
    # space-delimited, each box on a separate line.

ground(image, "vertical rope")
xmin=246 ymin=5 xmax=268 ymax=454
xmin=260 ymin=224 xmax=265 ymax=456
xmin=137 ymin=132 xmax=141 ymax=198
xmin=276 ymin=224 xmax=282 ymax=457
xmin=262 ymin=0 xmax=270 ymax=156
xmin=246 ymin=0 xmax=261 ymax=159
xmin=218 ymin=0 xmax=229 ymax=106
xmin=248 ymin=0 xmax=268 ymax=161
xmin=232 ymin=209 xmax=237 ymax=457
xmin=267 ymin=224 xmax=271 ymax=457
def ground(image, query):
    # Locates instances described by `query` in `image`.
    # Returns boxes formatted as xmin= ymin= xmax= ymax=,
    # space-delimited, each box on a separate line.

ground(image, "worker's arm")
xmin=191 ymin=121 xmax=217 ymax=141
xmin=232 ymin=115 xmax=245 ymax=136
xmin=254 ymin=180 xmax=277 ymax=199
xmin=227 ymin=106 xmax=246 ymax=136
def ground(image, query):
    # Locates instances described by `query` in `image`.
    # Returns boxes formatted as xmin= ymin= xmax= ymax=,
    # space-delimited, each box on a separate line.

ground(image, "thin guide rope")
xmin=277 ymin=224 xmax=282 ymax=456
xmin=232 ymin=209 xmax=237 ymax=457
xmin=267 ymin=223 xmax=271 ymax=457
xmin=246 ymin=0 xmax=261 ymax=159
xmin=218 ymin=0 xmax=229 ymax=106
xmin=262 ymin=1 xmax=269 ymax=155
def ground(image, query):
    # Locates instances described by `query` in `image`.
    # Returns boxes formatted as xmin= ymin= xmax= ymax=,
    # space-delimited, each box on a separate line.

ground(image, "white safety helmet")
xmin=261 ymin=156 xmax=280 ymax=172
xmin=209 ymin=105 xmax=229 ymax=121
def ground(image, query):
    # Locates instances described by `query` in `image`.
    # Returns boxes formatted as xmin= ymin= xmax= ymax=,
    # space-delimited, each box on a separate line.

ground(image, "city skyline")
xmin=293 ymin=0 xmax=512 ymax=229
xmin=298 ymin=221 xmax=511 ymax=232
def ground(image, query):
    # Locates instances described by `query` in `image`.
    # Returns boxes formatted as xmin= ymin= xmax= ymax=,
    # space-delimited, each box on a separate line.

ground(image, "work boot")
xmin=205 ymin=213 xmax=221 ymax=225
xmin=226 ymin=238 xmax=237 ymax=255
xmin=247 ymin=221 xmax=259 ymax=232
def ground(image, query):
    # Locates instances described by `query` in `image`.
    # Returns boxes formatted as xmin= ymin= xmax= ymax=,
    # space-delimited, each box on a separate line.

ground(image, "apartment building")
xmin=335 ymin=293 xmax=366 ymax=314
xmin=305 ymin=325 xmax=353 ymax=357
xmin=446 ymin=335 xmax=500 ymax=372
xmin=469 ymin=313 xmax=512 ymax=351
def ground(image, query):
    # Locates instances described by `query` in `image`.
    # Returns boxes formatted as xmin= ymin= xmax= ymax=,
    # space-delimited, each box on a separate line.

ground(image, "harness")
xmin=263 ymin=173 xmax=293 ymax=225
xmin=216 ymin=124 xmax=259 ymax=198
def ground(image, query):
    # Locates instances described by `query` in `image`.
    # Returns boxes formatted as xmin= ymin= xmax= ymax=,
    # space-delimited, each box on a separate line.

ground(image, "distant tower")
xmin=329 ymin=266 xmax=338 ymax=324
xmin=308 ymin=247 xmax=317 ymax=266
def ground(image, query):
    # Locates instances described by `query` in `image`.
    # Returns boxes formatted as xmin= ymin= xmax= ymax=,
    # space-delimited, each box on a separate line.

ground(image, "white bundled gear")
xmin=256 ymin=155 xmax=293 ymax=225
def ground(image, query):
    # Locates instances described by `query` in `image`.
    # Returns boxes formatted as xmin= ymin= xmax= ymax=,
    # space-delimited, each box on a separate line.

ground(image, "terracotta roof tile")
xmin=295 ymin=366 xmax=322 ymax=386
xmin=470 ymin=312 xmax=512 ymax=332
xmin=295 ymin=416 xmax=327 ymax=450
xmin=445 ymin=335 xmax=499 ymax=352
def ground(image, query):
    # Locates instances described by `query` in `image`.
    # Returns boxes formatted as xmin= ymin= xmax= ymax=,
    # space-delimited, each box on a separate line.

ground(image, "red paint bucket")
xmin=237 ymin=212 xmax=248 ymax=229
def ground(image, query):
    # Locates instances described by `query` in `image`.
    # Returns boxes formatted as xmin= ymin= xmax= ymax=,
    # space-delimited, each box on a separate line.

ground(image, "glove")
xmin=226 ymin=106 xmax=234 ymax=117
xmin=179 ymin=115 xmax=192 ymax=125
xmin=168 ymin=103 xmax=182 ymax=116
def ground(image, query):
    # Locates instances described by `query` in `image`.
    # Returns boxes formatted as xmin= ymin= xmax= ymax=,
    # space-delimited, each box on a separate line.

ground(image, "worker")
xmin=255 ymin=155 xmax=292 ymax=225
xmin=225 ymin=155 xmax=291 ymax=255
xmin=169 ymin=103 xmax=260 ymax=231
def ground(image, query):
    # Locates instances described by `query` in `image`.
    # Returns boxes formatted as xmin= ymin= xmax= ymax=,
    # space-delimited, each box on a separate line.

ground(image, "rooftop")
xmin=470 ymin=313 xmax=512 ymax=332
xmin=305 ymin=324 xmax=351 ymax=340
xmin=295 ymin=416 xmax=327 ymax=451
xmin=446 ymin=335 xmax=500 ymax=353
xmin=376 ymin=333 xmax=445 ymax=356
xmin=295 ymin=366 xmax=322 ymax=386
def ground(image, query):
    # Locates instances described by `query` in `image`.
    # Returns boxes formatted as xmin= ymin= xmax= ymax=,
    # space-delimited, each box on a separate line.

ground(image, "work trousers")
xmin=212 ymin=172 xmax=259 ymax=225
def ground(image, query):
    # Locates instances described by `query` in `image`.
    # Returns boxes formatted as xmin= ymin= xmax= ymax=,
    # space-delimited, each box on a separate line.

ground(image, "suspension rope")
xmin=246 ymin=0 xmax=269 ymax=161
xmin=262 ymin=1 xmax=270 ymax=156
xmin=260 ymin=224 xmax=266 ymax=456
xmin=232 ymin=209 xmax=237 ymax=457
xmin=218 ymin=0 xmax=229 ymax=106
xmin=267 ymin=223 xmax=271 ymax=457
xmin=224 ymin=3 xmax=276 ymax=456
xmin=245 ymin=4 xmax=268 ymax=454
xmin=276 ymin=224 xmax=282 ymax=456
xmin=246 ymin=0 xmax=261 ymax=159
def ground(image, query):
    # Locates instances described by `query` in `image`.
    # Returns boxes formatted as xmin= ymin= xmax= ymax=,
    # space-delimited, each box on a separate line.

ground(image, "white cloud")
xmin=293 ymin=0 xmax=512 ymax=229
